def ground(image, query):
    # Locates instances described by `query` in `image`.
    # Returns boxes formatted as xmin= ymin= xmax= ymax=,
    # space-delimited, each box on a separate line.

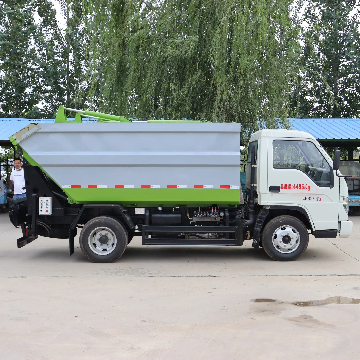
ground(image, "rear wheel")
xmin=261 ymin=215 xmax=309 ymax=261
xmin=79 ymin=216 xmax=127 ymax=262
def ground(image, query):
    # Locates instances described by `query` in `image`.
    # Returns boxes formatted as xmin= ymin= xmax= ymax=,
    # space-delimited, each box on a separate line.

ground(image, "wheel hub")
xmin=282 ymin=235 xmax=291 ymax=244
xmin=88 ymin=227 xmax=117 ymax=256
xmin=272 ymin=225 xmax=300 ymax=254
xmin=98 ymin=234 xmax=109 ymax=245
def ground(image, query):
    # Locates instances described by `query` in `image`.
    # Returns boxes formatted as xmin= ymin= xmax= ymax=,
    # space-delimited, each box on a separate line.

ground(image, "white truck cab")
xmin=248 ymin=129 xmax=352 ymax=241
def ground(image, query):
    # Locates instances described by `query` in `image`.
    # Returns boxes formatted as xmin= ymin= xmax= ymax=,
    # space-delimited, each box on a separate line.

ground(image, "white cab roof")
xmin=250 ymin=129 xmax=316 ymax=142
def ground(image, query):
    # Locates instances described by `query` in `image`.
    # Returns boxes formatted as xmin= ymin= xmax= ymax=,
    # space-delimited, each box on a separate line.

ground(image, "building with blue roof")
xmin=0 ymin=119 xmax=55 ymax=146
xmin=290 ymin=118 xmax=360 ymax=160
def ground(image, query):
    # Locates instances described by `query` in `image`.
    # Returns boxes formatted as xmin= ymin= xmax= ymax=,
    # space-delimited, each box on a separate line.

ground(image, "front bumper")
xmin=339 ymin=220 xmax=353 ymax=238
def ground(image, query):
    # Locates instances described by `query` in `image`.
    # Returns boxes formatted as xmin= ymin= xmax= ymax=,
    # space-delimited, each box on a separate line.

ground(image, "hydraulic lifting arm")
xmin=55 ymin=105 xmax=130 ymax=123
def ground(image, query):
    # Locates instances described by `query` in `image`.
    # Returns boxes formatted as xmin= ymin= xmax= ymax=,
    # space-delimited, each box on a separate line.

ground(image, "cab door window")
xmin=273 ymin=140 xmax=331 ymax=187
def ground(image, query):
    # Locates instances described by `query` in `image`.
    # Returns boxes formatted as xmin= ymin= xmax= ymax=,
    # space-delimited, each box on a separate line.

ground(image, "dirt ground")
xmin=0 ymin=211 xmax=360 ymax=360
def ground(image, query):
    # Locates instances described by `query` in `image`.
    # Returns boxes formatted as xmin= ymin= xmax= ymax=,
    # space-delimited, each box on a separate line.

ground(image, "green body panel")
xmin=63 ymin=188 xmax=240 ymax=207
xmin=9 ymin=135 xmax=18 ymax=146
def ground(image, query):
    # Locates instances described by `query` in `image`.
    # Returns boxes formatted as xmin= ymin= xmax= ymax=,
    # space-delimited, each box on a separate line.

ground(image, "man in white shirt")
xmin=10 ymin=158 xmax=26 ymax=200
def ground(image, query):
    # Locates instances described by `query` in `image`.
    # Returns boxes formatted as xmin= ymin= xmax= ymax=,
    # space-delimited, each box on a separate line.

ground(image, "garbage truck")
xmin=8 ymin=106 xmax=352 ymax=262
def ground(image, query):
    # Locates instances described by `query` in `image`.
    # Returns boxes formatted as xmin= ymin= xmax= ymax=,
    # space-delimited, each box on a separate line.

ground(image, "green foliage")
xmin=0 ymin=0 xmax=89 ymax=118
xmin=0 ymin=1 xmax=41 ymax=117
xmin=291 ymin=0 xmax=360 ymax=118
xmin=1 ymin=0 xmax=359 ymax=144
xmin=84 ymin=0 xmax=299 ymax=140
xmin=57 ymin=0 xmax=90 ymax=111
xmin=0 ymin=146 xmax=14 ymax=181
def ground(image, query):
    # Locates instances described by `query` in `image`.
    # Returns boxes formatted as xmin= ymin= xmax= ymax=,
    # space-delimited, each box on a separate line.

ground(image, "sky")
xmin=50 ymin=0 xmax=66 ymax=30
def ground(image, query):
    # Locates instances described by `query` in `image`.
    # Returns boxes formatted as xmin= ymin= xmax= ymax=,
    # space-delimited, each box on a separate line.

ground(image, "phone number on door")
xmin=281 ymin=184 xmax=311 ymax=191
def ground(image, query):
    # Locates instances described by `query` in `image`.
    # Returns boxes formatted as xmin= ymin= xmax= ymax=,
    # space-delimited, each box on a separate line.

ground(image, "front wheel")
xmin=261 ymin=215 xmax=309 ymax=261
xmin=79 ymin=216 xmax=128 ymax=262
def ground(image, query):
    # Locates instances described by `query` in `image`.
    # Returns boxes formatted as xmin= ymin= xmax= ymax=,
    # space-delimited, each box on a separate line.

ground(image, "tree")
xmin=0 ymin=0 xmax=89 ymax=118
xmin=55 ymin=0 xmax=90 ymax=111
xmin=0 ymin=1 xmax=41 ymax=117
xmin=0 ymin=146 xmax=14 ymax=182
xmin=83 ymin=0 xmax=300 ymax=139
xmin=291 ymin=0 xmax=360 ymax=118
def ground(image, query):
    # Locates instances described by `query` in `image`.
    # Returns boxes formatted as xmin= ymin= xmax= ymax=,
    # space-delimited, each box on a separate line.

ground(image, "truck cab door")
xmin=265 ymin=139 xmax=338 ymax=231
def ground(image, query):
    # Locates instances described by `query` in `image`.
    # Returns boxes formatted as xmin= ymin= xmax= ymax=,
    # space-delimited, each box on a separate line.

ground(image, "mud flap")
xmin=69 ymin=228 xmax=77 ymax=256
xmin=17 ymin=234 xmax=38 ymax=248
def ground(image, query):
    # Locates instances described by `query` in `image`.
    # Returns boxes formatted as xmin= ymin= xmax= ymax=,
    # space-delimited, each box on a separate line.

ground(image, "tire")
xmin=261 ymin=215 xmax=309 ymax=261
xmin=79 ymin=216 xmax=128 ymax=262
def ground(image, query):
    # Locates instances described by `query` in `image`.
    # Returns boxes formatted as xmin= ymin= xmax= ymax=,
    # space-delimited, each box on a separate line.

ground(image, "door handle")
xmin=269 ymin=186 xmax=280 ymax=193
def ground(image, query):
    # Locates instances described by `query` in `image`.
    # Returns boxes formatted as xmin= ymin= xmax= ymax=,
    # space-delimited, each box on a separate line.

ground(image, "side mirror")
xmin=333 ymin=150 xmax=341 ymax=171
